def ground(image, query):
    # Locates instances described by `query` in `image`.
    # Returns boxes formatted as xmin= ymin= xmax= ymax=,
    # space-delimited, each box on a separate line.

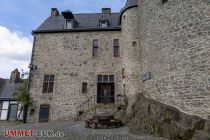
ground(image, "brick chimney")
xmin=10 ymin=68 xmax=20 ymax=83
xmin=51 ymin=8 xmax=59 ymax=16
xmin=102 ymin=8 xmax=111 ymax=15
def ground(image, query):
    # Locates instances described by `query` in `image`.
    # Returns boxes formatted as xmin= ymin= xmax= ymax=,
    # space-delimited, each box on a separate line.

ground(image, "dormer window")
xmin=66 ymin=20 xmax=73 ymax=29
xmin=100 ymin=20 xmax=108 ymax=28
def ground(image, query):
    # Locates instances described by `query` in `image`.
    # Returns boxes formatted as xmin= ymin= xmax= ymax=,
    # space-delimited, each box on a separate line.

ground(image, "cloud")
xmin=0 ymin=26 xmax=32 ymax=78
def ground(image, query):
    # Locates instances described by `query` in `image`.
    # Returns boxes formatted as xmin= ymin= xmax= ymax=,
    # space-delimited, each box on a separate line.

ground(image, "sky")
xmin=0 ymin=0 xmax=127 ymax=78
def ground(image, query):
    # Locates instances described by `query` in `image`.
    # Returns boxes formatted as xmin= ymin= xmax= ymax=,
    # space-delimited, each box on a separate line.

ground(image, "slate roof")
xmin=33 ymin=13 xmax=121 ymax=34
xmin=32 ymin=0 xmax=138 ymax=34
xmin=119 ymin=0 xmax=138 ymax=22
xmin=0 ymin=78 xmax=23 ymax=100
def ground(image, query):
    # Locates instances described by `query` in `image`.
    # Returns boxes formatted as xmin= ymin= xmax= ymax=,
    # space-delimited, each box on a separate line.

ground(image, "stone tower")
xmin=120 ymin=0 xmax=141 ymax=115
xmin=10 ymin=68 xmax=20 ymax=83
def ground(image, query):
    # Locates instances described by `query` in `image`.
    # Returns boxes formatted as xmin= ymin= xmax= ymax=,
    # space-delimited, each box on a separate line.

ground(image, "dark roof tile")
xmin=36 ymin=13 xmax=120 ymax=32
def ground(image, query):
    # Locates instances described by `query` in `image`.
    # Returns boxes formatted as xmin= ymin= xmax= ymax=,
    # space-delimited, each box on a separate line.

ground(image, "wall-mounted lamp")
xmin=28 ymin=64 xmax=37 ymax=70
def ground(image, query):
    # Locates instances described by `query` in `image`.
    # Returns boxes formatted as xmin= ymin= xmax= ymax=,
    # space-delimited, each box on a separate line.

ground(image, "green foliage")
xmin=17 ymin=80 xmax=31 ymax=109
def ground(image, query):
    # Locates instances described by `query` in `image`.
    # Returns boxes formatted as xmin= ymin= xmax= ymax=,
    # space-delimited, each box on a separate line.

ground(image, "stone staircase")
xmin=77 ymin=95 xmax=126 ymax=120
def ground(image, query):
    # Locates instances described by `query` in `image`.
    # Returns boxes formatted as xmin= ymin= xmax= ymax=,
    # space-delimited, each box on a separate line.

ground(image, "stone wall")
xmin=138 ymin=0 xmax=210 ymax=118
xmin=121 ymin=6 xmax=142 ymax=115
xmin=128 ymin=94 xmax=210 ymax=140
xmin=27 ymin=31 xmax=122 ymax=122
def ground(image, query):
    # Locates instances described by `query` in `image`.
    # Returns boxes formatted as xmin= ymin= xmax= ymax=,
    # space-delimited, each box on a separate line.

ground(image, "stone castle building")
xmin=27 ymin=0 xmax=210 ymax=122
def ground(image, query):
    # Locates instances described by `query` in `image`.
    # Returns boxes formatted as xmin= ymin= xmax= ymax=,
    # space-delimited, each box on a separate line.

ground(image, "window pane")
xmin=0 ymin=110 xmax=8 ymax=120
xmin=2 ymin=102 xmax=9 ymax=109
xmin=44 ymin=75 xmax=49 ymax=82
xmin=101 ymin=22 xmax=107 ymax=28
xmin=66 ymin=20 xmax=72 ymax=29
xmin=50 ymin=75 xmax=54 ymax=82
xmin=114 ymin=46 xmax=120 ymax=57
xmin=103 ymin=75 xmax=108 ymax=82
xmin=93 ymin=39 xmax=99 ymax=47
xmin=98 ymin=75 xmax=102 ymax=82
xmin=113 ymin=39 xmax=119 ymax=46
xmin=48 ymin=82 xmax=54 ymax=93
xmin=109 ymin=75 xmax=114 ymax=82
xmin=93 ymin=46 xmax=98 ymax=57
xmin=42 ymin=82 xmax=48 ymax=93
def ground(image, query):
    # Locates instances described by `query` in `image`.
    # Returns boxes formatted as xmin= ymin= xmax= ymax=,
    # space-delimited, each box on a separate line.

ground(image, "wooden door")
xmin=39 ymin=105 xmax=50 ymax=122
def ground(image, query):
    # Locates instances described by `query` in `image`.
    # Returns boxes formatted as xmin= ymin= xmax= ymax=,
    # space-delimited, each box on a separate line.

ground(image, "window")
xmin=100 ymin=21 xmax=108 ymax=28
xmin=82 ymin=82 xmax=88 ymax=93
xmin=93 ymin=39 xmax=99 ymax=58
xmin=113 ymin=39 xmax=120 ymax=57
xmin=162 ymin=0 xmax=168 ymax=4
xmin=42 ymin=75 xmax=55 ymax=93
xmin=66 ymin=20 xmax=72 ymax=29
xmin=97 ymin=75 xmax=114 ymax=83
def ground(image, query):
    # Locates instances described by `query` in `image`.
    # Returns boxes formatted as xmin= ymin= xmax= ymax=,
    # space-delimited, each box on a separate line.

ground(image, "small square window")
xmin=132 ymin=41 xmax=137 ymax=46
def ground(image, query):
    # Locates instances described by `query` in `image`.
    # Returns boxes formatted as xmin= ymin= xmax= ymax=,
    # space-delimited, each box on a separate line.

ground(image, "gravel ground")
xmin=0 ymin=121 xmax=166 ymax=140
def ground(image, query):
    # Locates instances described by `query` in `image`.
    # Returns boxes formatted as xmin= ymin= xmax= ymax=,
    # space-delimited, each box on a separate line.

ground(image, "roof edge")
xmin=119 ymin=4 xmax=138 ymax=24
xmin=32 ymin=27 xmax=121 ymax=34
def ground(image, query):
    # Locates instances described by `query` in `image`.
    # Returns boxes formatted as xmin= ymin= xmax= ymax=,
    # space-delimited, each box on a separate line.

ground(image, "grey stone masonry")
xmin=28 ymin=31 xmax=122 ymax=122
xmin=138 ymin=0 xmax=210 ymax=118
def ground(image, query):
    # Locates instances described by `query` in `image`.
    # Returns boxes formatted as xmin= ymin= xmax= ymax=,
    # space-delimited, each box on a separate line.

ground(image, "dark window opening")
xmin=132 ymin=41 xmax=137 ymax=46
xmin=122 ymin=68 xmax=125 ymax=78
xmin=42 ymin=75 xmax=55 ymax=93
xmin=97 ymin=83 xmax=115 ymax=104
xmin=93 ymin=39 xmax=99 ymax=58
xmin=82 ymin=82 xmax=88 ymax=93
xmin=113 ymin=39 xmax=120 ymax=57
xmin=30 ymin=109 xmax=35 ymax=115
xmin=97 ymin=75 xmax=115 ymax=104
xmin=162 ymin=0 xmax=168 ymax=4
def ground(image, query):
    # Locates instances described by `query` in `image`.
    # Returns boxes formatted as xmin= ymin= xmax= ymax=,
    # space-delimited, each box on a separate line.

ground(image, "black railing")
xmin=78 ymin=95 xmax=126 ymax=115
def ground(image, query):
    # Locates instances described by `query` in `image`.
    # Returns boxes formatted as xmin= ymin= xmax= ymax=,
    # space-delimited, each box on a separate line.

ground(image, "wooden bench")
xmin=85 ymin=115 xmax=122 ymax=129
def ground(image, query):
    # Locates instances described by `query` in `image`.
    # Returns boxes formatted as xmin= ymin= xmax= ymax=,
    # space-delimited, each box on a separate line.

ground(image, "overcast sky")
xmin=0 ymin=0 xmax=126 ymax=78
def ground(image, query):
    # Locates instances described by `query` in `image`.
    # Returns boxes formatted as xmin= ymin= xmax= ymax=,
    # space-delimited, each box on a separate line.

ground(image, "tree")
xmin=15 ymin=79 xmax=31 ymax=121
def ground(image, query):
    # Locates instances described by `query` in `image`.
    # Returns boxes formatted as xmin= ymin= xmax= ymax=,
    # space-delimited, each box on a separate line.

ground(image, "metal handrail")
xmin=78 ymin=95 xmax=126 ymax=114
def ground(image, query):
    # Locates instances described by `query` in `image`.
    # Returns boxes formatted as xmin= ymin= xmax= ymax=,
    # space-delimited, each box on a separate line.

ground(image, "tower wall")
xmin=138 ymin=0 xmax=210 ymax=118
xmin=121 ymin=7 xmax=142 ymax=115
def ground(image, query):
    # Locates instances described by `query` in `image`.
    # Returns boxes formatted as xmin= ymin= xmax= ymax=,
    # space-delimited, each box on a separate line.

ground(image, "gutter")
xmin=32 ymin=27 xmax=121 ymax=35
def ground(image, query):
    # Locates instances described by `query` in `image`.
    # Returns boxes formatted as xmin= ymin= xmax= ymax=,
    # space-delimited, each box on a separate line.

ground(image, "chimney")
xmin=51 ymin=8 xmax=59 ymax=16
xmin=10 ymin=68 xmax=20 ymax=83
xmin=102 ymin=8 xmax=111 ymax=15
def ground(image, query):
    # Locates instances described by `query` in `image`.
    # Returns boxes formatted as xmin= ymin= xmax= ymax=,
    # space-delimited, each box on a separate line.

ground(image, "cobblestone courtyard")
xmin=0 ymin=121 xmax=166 ymax=140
